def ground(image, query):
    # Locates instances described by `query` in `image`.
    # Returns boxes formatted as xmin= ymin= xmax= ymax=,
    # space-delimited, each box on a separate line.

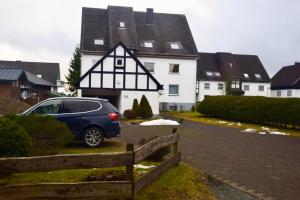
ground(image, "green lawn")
xmin=170 ymin=112 xmax=300 ymax=137
xmin=0 ymin=140 xmax=216 ymax=200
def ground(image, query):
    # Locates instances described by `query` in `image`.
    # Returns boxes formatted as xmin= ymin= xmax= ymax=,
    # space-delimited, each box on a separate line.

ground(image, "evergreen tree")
xmin=66 ymin=46 xmax=81 ymax=93
xmin=132 ymin=98 xmax=139 ymax=115
xmin=137 ymin=95 xmax=153 ymax=119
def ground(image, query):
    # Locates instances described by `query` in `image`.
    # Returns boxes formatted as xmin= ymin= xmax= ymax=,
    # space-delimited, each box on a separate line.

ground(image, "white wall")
xmin=138 ymin=57 xmax=197 ymax=105
xmin=242 ymin=82 xmax=271 ymax=97
xmin=120 ymin=90 xmax=159 ymax=115
xmin=81 ymin=54 xmax=103 ymax=76
xmin=270 ymin=89 xmax=300 ymax=98
xmin=197 ymin=81 xmax=226 ymax=101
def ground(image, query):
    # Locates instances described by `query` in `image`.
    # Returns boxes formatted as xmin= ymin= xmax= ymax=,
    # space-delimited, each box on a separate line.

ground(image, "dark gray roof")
xmin=0 ymin=60 xmax=60 ymax=85
xmin=271 ymin=63 xmax=300 ymax=89
xmin=0 ymin=68 xmax=23 ymax=81
xmin=80 ymin=6 xmax=198 ymax=58
xmin=197 ymin=52 xmax=271 ymax=83
xmin=0 ymin=66 xmax=54 ymax=87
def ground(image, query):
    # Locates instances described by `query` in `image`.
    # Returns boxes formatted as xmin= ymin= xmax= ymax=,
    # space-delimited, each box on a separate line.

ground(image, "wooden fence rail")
xmin=0 ymin=128 xmax=180 ymax=199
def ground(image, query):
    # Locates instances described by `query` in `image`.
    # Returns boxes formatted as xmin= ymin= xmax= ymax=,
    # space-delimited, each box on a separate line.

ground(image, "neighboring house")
xmin=197 ymin=52 xmax=271 ymax=101
xmin=0 ymin=60 xmax=64 ymax=93
xmin=78 ymin=6 xmax=198 ymax=114
xmin=271 ymin=62 xmax=300 ymax=98
xmin=0 ymin=66 xmax=54 ymax=100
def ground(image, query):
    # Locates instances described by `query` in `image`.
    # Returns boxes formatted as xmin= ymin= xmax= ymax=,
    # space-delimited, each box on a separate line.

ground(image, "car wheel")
xmin=83 ymin=127 xmax=104 ymax=147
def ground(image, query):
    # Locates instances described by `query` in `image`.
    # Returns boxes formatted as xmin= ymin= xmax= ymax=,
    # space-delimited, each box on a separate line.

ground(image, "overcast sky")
xmin=0 ymin=0 xmax=299 ymax=80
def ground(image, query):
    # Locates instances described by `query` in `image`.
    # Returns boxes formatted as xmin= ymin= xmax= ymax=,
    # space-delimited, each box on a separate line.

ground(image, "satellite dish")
xmin=21 ymin=91 xmax=28 ymax=100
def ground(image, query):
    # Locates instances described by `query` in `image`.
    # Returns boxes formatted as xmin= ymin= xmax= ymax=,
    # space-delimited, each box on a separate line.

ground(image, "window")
xmin=144 ymin=62 xmax=155 ymax=73
xmin=144 ymin=42 xmax=153 ymax=48
xmin=243 ymin=74 xmax=249 ymax=79
xmin=243 ymin=85 xmax=250 ymax=91
xmin=214 ymin=72 xmax=221 ymax=77
xmin=255 ymin=74 xmax=261 ymax=79
xmin=206 ymin=71 xmax=213 ymax=77
xmin=231 ymin=79 xmax=240 ymax=89
xmin=119 ymin=21 xmax=126 ymax=28
xmin=94 ymin=39 xmax=104 ymax=45
xmin=169 ymin=64 xmax=180 ymax=73
xmin=80 ymin=101 xmax=101 ymax=112
xmin=287 ymin=90 xmax=292 ymax=96
xmin=62 ymin=100 xmax=101 ymax=113
xmin=36 ymin=74 xmax=42 ymax=78
xmin=218 ymin=83 xmax=224 ymax=90
xmin=116 ymin=58 xmax=124 ymax=67
xmin=277 ymin=90 xmax=281 ymax=97
xmin=31 ymin=100 xmax=62 ymax=115
xmin=170 ymin=42 xmax=181 ymax=49
xmin=258 ymin=85 xmax=264 ymax=91
xmin=169 ymin=85 xmax=179 ymax=95
xmin=228 ymin=62 xmax=233 ymax=67
xmin=204 ymin=83 xmax=210 ymax=90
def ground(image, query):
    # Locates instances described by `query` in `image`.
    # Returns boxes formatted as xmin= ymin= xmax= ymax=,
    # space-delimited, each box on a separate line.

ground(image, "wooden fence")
xmin=0 ymin=128 xmax=180 ymax=199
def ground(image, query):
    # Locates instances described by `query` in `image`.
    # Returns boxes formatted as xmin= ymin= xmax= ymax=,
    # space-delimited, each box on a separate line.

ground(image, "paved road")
xmin=119 ymin=119 xmax=300 ymax=200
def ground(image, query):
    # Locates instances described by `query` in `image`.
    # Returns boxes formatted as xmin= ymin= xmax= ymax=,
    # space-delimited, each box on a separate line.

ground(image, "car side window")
xmin=81 ymin=101 xmax=101 ymax=112
xmin=31 ymin=100 xmax=62 ymax=115
xmin=62 ymin=100 xmax=81 ymax=113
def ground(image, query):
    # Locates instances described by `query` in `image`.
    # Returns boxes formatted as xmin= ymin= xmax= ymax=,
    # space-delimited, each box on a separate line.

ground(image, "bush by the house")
xmin=197 ymin=96 xmax=300 ymax=128
xmin=0 ymin=117 xmax=33 ymax=157
xmin=0 ymin=97 xmax=30 ymax=115
xmin=191 ymin=105 xmax=196 ymax=112
xmin=132 ymin=99 xmax=139 ymax=115
xmin=137 ymin=95 xmax=153 ymax=119
xmin=5 ymin=115 xmax=74 ymax=155
xmin=123 ymin=109 xmax=136 ymax=119
xmin=139 ymin=136 xmax=171 ymax=161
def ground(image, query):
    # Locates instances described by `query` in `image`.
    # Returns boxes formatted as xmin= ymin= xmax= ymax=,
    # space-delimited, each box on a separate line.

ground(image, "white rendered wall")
xmin=197 ymin=81 xmax=226 ymax=101
xmin=138 ymin=57 xmax=197 ymax=105
xmin=81 ymin=54 xmax=103 ymax=76
xmin=242 ymin=82 xmax=271 ymax=97
xmin=270 ymin=89 xmax=300 ymax=98
xmin=120 ymin=91 xmax=159 ymax=115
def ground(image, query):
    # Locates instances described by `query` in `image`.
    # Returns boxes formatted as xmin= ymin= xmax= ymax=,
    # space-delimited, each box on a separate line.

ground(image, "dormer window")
xmin=170 ymin=42 xmax=181 ymax=49
xmin=231 ymin=79 xmax=240 ymax=89
xmin=255 ymin=74 xmax=261 ymax=79
xmin=206 ymin=71 xmax=213 ymax=77
xmin=119 ymin=21 xmax=126 ymax=28
xmin=36 ymin=74 xmax=42 ymax=78
xmin=94 ymin=39 xmax=104 ymax=45
xmin=144 ymin=42 xmax=153 ymax=48
xmin=243 ymin=73 xmax=249 ymax=79
xmin=214 ymin=72 xmax=221 ymax=77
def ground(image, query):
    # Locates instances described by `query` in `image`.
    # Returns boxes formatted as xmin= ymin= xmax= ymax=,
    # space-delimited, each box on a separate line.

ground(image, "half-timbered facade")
xmin=79 ymin=6 xmax=198 ymax=113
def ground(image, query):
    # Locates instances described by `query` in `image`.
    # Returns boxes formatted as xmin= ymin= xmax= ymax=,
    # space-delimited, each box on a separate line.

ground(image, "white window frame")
xmin=169 ymin=64 xmax=180 ymax=74
xmin=144 ymin=62 xmax=155 ymax=73
xmin=218 ymin=83 xmax=224 ymax=90
xmin=119 ymin=21 xmax=126 ymax=28
xmin=94 ymin=39 xmax=104 ymax=45
xmin=231 ymin=79 xmax=240 ymax=89
xmin=243 ymin=84 xmax=250 ymax=91
xmin=144 ymin=42 xmax=153 ymax=48
xmin=243 ymin=73 xmax=249 ymax=79
xmin=214 ymin=72 xmax=221 ymax=77
xmin=116 ymin=58 xmax=124 ymax=67
xmin=258 ymin=85 xmax=264 ymax=91
xmin=277 ymin=90 xmax=281 ymax=97
xmin=255 ymin=74 xmax=261 ymax=79
xmin=287 ymin=89 xmax=292 ymax=97
xmin=169 ymin=84 xmax=179 ymax=95
xmin=36 ymin=74 xmax=42 ymax=78
xmin=204 ymin=83 xmax=210 ymax=90
xmin=206 ymin=71 xmax=213 ymax=77
xmin=170 ymin=42 xmax=181 ymax=49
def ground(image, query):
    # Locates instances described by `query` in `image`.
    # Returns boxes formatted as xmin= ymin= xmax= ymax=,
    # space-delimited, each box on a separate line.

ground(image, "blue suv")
xmin=22 ymin=97 xmax=121 ymax=147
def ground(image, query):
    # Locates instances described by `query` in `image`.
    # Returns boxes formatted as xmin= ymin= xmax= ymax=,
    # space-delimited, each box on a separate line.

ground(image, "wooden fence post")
xmin=126 ymin=143 xmax=134 ymax=199
xmin=172 ymin=128 xmax=178 ymax=154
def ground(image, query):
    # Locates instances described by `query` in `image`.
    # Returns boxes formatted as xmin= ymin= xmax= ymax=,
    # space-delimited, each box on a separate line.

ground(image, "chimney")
xmin=146 ymin=8 xmax=154 ymax=24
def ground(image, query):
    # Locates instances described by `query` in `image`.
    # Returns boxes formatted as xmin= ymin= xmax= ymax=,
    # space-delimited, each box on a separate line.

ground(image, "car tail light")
xmin=108 ymin=112 xmax=119 ymax=121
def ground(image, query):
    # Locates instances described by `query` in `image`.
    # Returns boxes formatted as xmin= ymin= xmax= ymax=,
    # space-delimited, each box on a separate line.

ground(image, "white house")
xmin=196 ymin=52 xmax=271 ymax=101
xmin=78 ymin=6 xmax=198 ymax=114
xmin=271 ymin=62 xmax=300 ymax=98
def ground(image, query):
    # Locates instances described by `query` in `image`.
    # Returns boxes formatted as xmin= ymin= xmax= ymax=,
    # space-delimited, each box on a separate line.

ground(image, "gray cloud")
xmin=0 ymin=0 xmax=299 ymax=79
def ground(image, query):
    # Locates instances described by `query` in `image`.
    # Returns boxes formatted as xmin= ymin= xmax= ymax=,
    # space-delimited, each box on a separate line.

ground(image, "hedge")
xmin=197 ymin=96 xmax=300 ymax=127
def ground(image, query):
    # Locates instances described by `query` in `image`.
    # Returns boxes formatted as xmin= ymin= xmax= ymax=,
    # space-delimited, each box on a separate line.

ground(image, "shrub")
xmin=132 ymin=99 xmax=139 ymax=116
xmin=191 ymin=105 xmax=196 ymax=112
xmin=139 ymin=136 xmax=171 ymax=161
xmin=137 ymin=95 xmax=153 ymax=119
xmin=0 ymin=97 xmax=30 ymax=115
xmin=123 ymin=109 xmax=136 ymax=119
xmin=5 ymin=115 xmax=74 ymax=155
xmin=197 ymin=96 xmax=300 ymax=127
xmin=0 ymin=117 xmax=33 ymax=157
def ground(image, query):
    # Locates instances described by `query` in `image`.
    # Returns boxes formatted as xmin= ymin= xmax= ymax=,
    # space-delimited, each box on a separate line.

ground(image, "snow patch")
xmin=241 ymin=128 xmax=257 ymax=133
xmin=218 ymin=121 xmax=227 ymax=124
xmin=134 ymin=164 xmax=156 ymax=169
xmin=270 ymin=131 xmax=289 ymax=136
xmin=140 ymin=119 xmax=180 ymax=126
